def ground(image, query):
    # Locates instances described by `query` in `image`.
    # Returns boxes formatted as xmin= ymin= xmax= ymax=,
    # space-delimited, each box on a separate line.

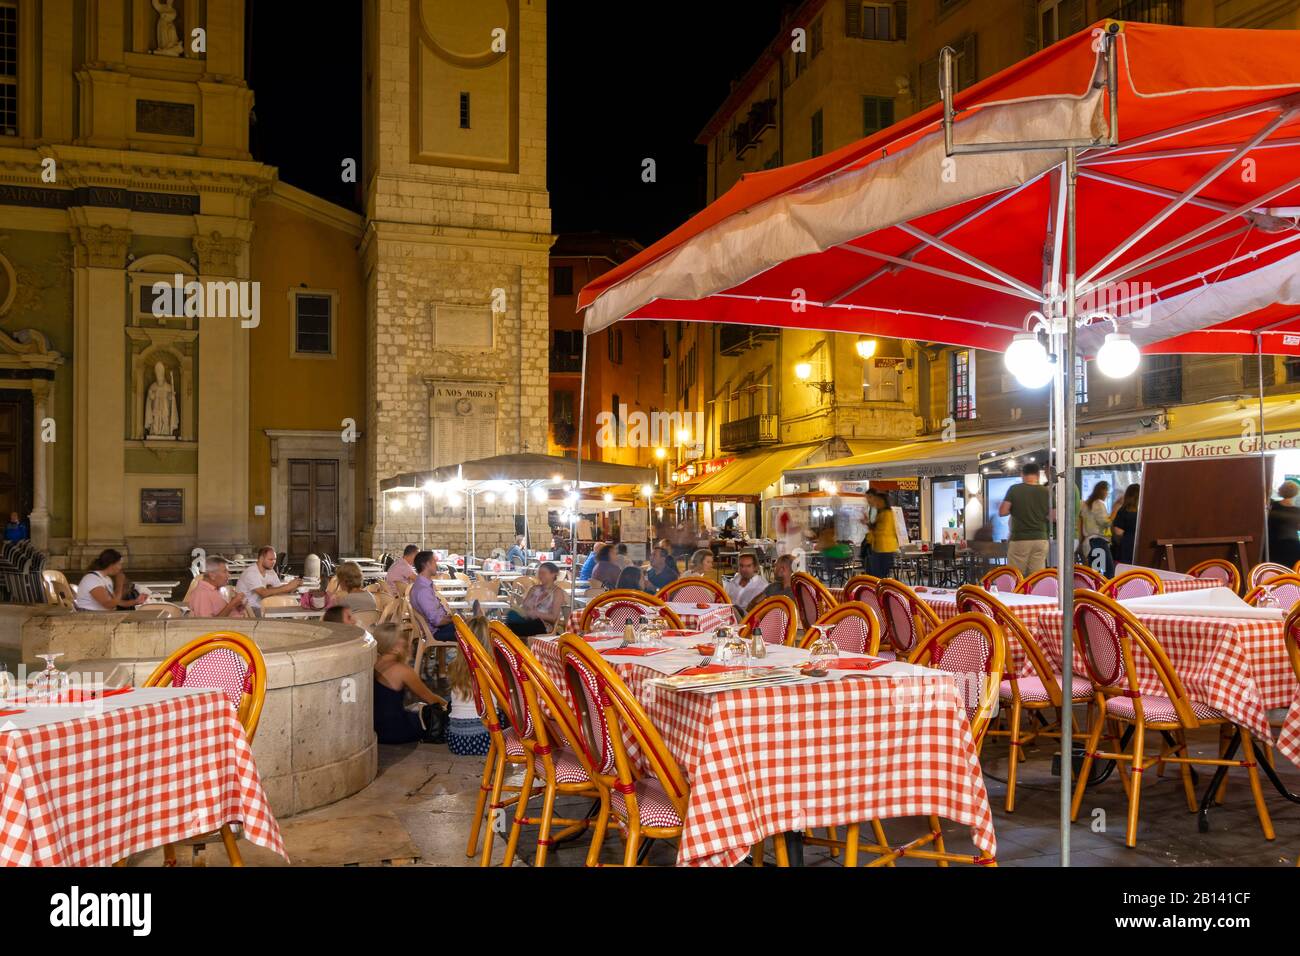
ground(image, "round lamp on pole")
xmin=1004 ymin=332 xmax=1053 ymax=389
xmin=1096 ymin=332 xmax=1140 ymax=379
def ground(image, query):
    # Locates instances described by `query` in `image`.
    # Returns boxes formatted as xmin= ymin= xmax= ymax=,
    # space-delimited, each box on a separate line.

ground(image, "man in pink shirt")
xmin=385 ymin=544 xmax=419 ymax=596
xmin=188 ymin=557 xmax=250 ymax=618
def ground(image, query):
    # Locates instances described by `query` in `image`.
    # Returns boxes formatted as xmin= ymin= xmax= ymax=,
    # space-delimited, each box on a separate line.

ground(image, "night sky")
xmin=248 ymin=1 xmax=792 ymax=243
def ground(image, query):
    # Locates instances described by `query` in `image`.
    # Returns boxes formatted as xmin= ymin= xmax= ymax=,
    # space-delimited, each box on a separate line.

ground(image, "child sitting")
xmin=446 ymin=613 xmax=493 ymax=757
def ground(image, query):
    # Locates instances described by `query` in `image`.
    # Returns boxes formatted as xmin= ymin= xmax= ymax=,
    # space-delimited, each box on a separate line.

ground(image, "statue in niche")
xmin=144 ymin=361 xmax=180 ymax=439
xmin=151 ymin=0 xmax=184 ymax=56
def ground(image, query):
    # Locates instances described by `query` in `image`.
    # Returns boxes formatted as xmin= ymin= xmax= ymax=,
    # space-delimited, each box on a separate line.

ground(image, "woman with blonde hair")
xmin=335 ymin=561 xmax=378 ymax=613
xmin=446 ymin=613 xmax=492 ymax=757
xmin=688 ymin=548 xmax=717 ymax=581
xmin=372 ymin=623 xmax=447 ymax=744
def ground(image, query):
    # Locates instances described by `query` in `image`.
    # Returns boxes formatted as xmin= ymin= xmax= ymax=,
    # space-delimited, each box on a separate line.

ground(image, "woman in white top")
xmin=74 ymin=548 xmax=148 ymax=612
xmin=1078 ymin=482 xmax=1114 ymax=577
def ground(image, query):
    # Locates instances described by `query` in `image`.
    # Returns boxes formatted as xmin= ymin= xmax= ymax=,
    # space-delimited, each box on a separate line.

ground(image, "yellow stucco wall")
xmin=246 ymin=186 xmax=367 ymax=552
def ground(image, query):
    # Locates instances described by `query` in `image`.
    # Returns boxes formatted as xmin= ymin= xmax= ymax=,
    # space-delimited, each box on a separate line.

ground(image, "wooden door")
xmin=0 ymin=391 xmax=32 ymax=521
xmin=288 ymin=459 xmax=338 ymax=560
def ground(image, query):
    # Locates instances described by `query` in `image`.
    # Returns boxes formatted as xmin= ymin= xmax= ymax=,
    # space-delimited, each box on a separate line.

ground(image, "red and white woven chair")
xmin=841 ymin=573 xmax=881 ymax=604
xmin=877 ymin=578 xmax=941 ymax=660
xmin=1069 ymin=590 xmax=1274 ymax=848
xmin=1017 ymin=568 xmax=1059 ymax=596
xmin=801 ymin=601 xmax=880 ymax=656
xmin=1073 ymin=565 xmax=1107 ymax=591
xmin=980 ymin=566 xmax=1022 ymax=593
xmin=142 ymin=631 xmax=267 ymax=867
xmin=578 ymin=589 xmax=684 ymax=632
xmin=1187 ymin=558 xmax=1241 ymax=594
xmin=1102 ymin=567 xmax=1164 ymax=600
xmin=1248 ymin=561 xmax=1292 ymax=590
xmin=557 ymin=634 xmax=698 ymax=867
xmin=489 ymin=622 xmax=604 ymax=867
xmin=452 ymin=615 xmax=531 ymax=866
xmin=821 ymin=613 xmax=1005 ymax=867
xmin=657 ymin=576 xmax=729 ymax=604
xmin=1245 ymin=573 xmax=1300 ymax=610
xmin=739 ymin=594 xmax=798 ymax=646
xmin=791 ymin=572 xmax=837 ymax=631
xmin=957 ymin=585 xmax=1093 ymax=812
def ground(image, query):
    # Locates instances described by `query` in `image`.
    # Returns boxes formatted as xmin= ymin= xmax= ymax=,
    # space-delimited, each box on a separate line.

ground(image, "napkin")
xmin=601 ymin=646 xmax=674 ymax=657
xmin=676 ymin=665 xmax=748 ymax=676
xmin=0 ymin=708 xmax=24 ymax=717
xmin=822 ymin=658 xmax=890 ymax=672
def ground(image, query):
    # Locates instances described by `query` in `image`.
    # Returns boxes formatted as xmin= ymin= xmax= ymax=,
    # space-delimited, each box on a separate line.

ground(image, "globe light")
xmin=1004 ymin=333 xmax=1053 ymax=389
xmin=855 ymin=336 xmax=878 ymax=360
xmin=483 ymin=491 xmax=496 ymax=505
xmin=532 ymin=486 xmax=548 ymax=503
xmin=405 ymin=493 xmax=421 ymax=510
xmin=389 ymin=499 xmax=403 ymax=514
xmin=603 ymin=492 xmax=614 ymax=503
xmin=676 ymin=427 xmax=691 ymax=443
xmin=551 ymin=473 xmax=563 ymax=483
xmin=502 ymin=487 xmax=517 ymax=505
xmin=1096 ymin=332 xmax=1141 ymax=379
xmin=446 ymin=492 xmax=462 ymax=507
xmin=794 ymin=361 xmax=813 ymax=381
xmin=654 ymin=446 xmax=666 ymax=460
xmin=640 ymin=484 xmax=654 ymax=498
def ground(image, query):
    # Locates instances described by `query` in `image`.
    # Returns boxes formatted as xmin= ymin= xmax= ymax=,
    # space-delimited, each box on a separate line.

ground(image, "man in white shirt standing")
xmin=236 ymin=546 xmax=302 ymax=616
xmin=724 ymin=551 xmax=768 ymax=609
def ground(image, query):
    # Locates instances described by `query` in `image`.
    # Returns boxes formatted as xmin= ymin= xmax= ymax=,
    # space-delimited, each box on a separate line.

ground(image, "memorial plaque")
xmin=135 ymin=99 xmax=196 ymax=137
xmin=140 ymin=488 xmax=184 ymax=525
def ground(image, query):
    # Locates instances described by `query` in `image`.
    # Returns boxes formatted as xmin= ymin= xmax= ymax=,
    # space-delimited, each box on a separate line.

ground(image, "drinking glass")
xmin=30 ymin=653 xmax=68 ymax=699
xmin=806 ymin=626 xmax=840 ymax=672
xmin=0 ymin=663 xmax=12 ymax=700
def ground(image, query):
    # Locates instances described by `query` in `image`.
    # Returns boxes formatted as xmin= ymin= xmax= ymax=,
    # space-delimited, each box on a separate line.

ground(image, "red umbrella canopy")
xmin=578 ymin=21 xmax=1300 ymax=357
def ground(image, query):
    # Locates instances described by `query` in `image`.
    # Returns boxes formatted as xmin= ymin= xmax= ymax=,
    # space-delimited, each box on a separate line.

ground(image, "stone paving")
xmin=135 ymin=722 xmax=1300 ymax=867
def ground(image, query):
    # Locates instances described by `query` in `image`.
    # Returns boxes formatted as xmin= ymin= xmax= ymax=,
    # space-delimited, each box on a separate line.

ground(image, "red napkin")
xmin=662 ymin=629 xmax=705 ymax=638
xmin=811 ymin=658 xmax=889 ymax=672
xmin=676 ymin=665 xmax=748 ymax=676
xmin=0 ymin=709 xmax=24 ymax=718
xmin=601 ymin=646 xmax=673 ymax=657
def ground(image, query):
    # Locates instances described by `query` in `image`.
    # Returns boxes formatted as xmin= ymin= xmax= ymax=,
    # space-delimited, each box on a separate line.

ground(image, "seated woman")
xmin=372 ymin=623 xmax=448 ymax=745
xmin=616 ymin=564 xmax=651 ymax=594
xmin=334 ymin=561 xmax=378 ymax=612
xmin=446 ymin=613 xmax=493 ymax=757
xmin=590 ymin=544 xmax=622 ymax=590
xmin=688 ymin=548 xmax=719 ymax=582
xmin=74 ymin=549 xmax=149 ymax=612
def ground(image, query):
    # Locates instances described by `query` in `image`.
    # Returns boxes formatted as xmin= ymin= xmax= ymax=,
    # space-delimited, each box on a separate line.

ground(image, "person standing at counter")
xmin=1269 ymin=480 xmax=1300 ymax=569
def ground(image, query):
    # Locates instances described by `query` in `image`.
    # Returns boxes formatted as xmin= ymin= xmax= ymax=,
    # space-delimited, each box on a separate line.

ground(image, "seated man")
xmin=751 ymin=553 xmax=795 ymax=611
xmin=236 ymin=545 xmax=303 ymax=616
xmin=645 ymin=546 xmax=679 ymax=592
xmin=724 ymin=551 xmax=768 ymax=609
xmin=409 ymin=550 xmax=456 ymax=642
xmin=385 ymin=544 xmax=419 ymax=596
xmin=505 ymin=561 xmax=565 ymax=638
xmin=505 ymin=535 xmax=528 ymax=568
xmin=188 ymin=557 xmax=250 ymax=618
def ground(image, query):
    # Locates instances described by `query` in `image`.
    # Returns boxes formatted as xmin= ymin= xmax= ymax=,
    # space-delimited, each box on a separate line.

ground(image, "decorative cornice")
xmin=72 ymin=224 xmax=132 ymax=268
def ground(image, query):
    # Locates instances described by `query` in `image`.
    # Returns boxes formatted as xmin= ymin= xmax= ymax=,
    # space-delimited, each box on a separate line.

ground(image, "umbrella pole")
xmin=1054 ymin=146 xmax=1080 ymax=868
xmin=420 ymin=491 xmax=426 ymax=552
xmin=572 ymin=334 xmax=589 ymax=615
xmin=1257 ymin=333 xmax=1269 ymax=562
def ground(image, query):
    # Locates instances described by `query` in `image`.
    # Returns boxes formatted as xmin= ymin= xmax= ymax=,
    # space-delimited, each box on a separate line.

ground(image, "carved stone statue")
xmin=144 ymin=361 xmax=180 ymax=439
xmin=151 ymin=0 xmax=183 ymax=56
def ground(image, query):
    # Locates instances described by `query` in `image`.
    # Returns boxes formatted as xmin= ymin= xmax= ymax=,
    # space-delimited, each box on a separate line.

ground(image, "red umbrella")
xmin=573 ymin=19 xmax=1300 ymax=866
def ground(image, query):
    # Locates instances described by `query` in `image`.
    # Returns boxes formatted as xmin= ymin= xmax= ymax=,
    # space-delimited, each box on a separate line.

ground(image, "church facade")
xmin=0 ymin=0 xmax=551 ymax=569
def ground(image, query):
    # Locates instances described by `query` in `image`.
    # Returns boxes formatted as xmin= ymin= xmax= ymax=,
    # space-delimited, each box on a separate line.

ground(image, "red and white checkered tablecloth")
xmin=533 ymin=638 xmax=996 ymax=867
xmin=1160 ymin=577 xmax=1226 ymax=594
xmin=0 ymin=686 xmax=286 ymax=867
xmin=1033 ymin=609 xmax=1292 ymax=744
xmin=568 ymin=601 xmax=736 ymax=634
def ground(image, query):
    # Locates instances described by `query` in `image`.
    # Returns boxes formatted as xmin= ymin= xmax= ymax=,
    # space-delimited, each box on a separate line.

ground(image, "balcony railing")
xmin=720 ymin=414 xmax=779 ymax=451
xmin=718 ymin=325 xmax=779 ymax=355
xmin=1106 ymin=0 xmax=1183 ymax=25
xmin=550 ymin=352 xmax=582 ymax=373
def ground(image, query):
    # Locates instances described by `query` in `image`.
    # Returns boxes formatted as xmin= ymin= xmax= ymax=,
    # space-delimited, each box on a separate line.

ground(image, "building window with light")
xmin=607 ymin=328 xmax=623 ymax=365
xmin=810 ymin=109 xmax=823 ymax=157
xmin=949 ymin=349 xmax=976 ymax=420
xmin=1074 ymin=355 xmax=1088 ymax=406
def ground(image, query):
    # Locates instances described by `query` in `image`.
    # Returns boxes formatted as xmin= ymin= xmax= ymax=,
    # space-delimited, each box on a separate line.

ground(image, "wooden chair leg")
xmin=843 ymin=823 xmax=859 ymax=868
xmin=825 ymin=825 xmax=840 ymax=858
xmin=1070 ymin=706 xmax=1106 ymax=821
xmin=751 ymin=842 xmax=764 ymax=866
xmin=502 ymin=764 xmax=534 ymax=868
xmin=1006 ymin=700 xmax=1023 ymax=813
xmin=585 ymin=794 xmax=611 ymax=867
xmin=533 ymin=778 xmax=559 ymax=868
xmin=1241 ymin=731 xmax=1275 ymax=841
xmin=466 ymin=742 xmax=497 ymax=857
xmin=480 ymin=756 xmax=509 ymax=867
xmin=192 ymin=843 xmax=207 ymax=867
xmin=870 ymin=819 xmax=893 ymax=866
xmin=1215 ymin=724 xmax=1232 ymax=804
xmin=1125 ymin=723 xmax=1145 ymax=848
xmin=623 ymin=825 xmax=642 ymax=867
xmin=929 ymin=816 xmax=949 ymax=867
xmin=1174 ymin=731 xmax=1197 ymax=813
xmin=218 ymin=825 xmax=243 ymax=867
xmin=772 ymin=833 xmax=790 ymax=867
xmin=162 ymin=844 xmax=177 ymax=867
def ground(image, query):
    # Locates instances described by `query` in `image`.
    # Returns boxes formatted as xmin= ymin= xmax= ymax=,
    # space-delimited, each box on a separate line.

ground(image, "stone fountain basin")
xmin=0 ymin=606 xmax=377 ymax=818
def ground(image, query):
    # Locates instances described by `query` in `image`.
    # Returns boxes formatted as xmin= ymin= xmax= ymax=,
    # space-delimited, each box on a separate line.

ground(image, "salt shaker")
xmin=750 ymin=627 xmax=767 ymax=659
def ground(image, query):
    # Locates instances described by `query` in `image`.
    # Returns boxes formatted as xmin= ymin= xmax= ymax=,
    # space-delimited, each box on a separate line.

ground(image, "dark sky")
xmin=249 ymin=1 xmax=791 ymax=243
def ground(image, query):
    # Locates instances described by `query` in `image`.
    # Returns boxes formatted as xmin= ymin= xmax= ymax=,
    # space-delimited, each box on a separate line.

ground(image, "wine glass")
xmin=806 ymin=626 xmax=840 ymax=673
xmin=1260 ymin=585 xmax=1280 ymax=610
xmin=30 ymin=653 xmax=68 ymax=699
xmin=0 ymin=663 xmax=12 ymax=700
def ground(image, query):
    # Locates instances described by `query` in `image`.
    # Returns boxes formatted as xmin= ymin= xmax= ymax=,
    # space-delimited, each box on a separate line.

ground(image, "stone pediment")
xmin=0 ymin=329 xmax=64 ymax=372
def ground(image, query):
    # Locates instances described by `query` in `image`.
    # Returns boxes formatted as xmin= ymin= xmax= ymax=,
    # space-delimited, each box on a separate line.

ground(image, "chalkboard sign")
xmin=140 ymin=488 xmax=184 ymax=525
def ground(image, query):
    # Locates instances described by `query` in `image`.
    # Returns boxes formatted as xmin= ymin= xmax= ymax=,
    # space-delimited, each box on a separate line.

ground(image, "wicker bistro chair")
xmin=1285 ymin=606 xmax=1300 ymax=867
xmin=577 ymin=590 xmax=683 ymax=633
xmin=800 ymin=602 xmax=881 ymax=656
xmin=41 ymin=569 xmax=76 ymax=609
xmin=877 ymin=578 xmax=941 ymax=660
xmin=1074 ymin=565 xmax=1108 ymax=591
xmin=557 ymin=634 xmax=694 ymax=867
xmin=816 ymin=613 xmax=1006 ymax=868
xmin=1245 ymin=573 xmax=1300 ymax=610
xmin=738 ymin=594 xmax=798 ymax=646
xmin=1187 ymin=558 xmax=1242 ymax=594
xmin=1068 ymin=590 xmax=1274 ymax=848
xmin=489 ymin=623 xmax=605 ymax=868
xmin=141 ymin=632 xmax=268 ymax=867
xmin=451 ymin=616 xmax=531 ymax=866
xmin=657 ymin=576 xmax=730 ymax=604
xmin=1103 ymin=568 xmax=1165 ymax=600
xmin=841 ymin=573 xmax=881 ymax=604
xmin=791 ymin=572 xmax=837 ymax=632
xmin=1018 ymin=566 xmax=1102 ymax=597
xmin=1249 ymin=562 xmax=1292 ymax=590
xmin=957 ymin=585 xmax=1094 ymax=812
xmin=980 ymin=566 xmax=1023 ymax=593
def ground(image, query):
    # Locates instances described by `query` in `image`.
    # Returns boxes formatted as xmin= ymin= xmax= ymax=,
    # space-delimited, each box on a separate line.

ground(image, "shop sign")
xmin=1075 ymin=430 xmax=1300 ymax=468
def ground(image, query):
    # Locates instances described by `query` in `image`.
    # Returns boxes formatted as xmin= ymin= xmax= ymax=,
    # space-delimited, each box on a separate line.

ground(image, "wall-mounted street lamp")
xmin=794 ymin=351 xmax=835 ymax=395
xmin=855 ymin=336 xmax=878 ymax=360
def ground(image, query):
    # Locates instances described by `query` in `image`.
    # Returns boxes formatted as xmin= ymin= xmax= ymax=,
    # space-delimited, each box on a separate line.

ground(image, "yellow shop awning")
xmin=784 ymin=430 xmax=1047 ymax=484
xmin=1075 ymin=395 xmax=1300 ymax=468
xmin=685 ymin=442 xmax=824 ymax=502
